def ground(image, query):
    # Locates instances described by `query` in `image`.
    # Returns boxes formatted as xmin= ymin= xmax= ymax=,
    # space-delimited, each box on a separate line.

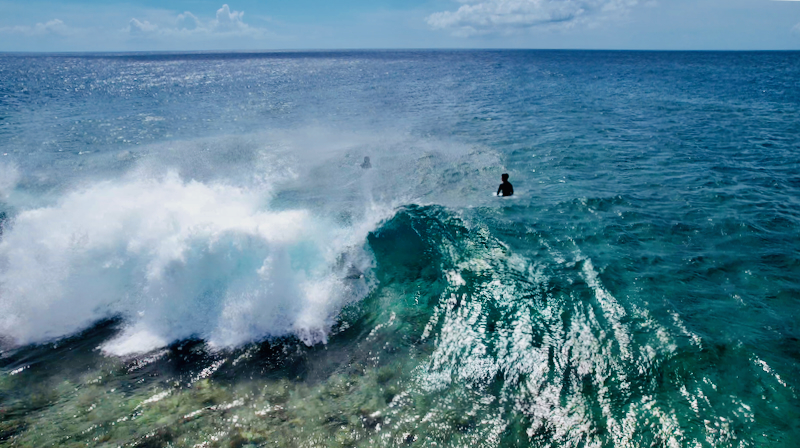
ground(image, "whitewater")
xmin=0 ymin=51 xmax=798 ymax=447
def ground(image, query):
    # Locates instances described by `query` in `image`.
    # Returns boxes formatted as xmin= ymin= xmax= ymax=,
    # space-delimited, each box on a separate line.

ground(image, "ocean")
xmin=0 ymin=50 xmax=798 ymax=447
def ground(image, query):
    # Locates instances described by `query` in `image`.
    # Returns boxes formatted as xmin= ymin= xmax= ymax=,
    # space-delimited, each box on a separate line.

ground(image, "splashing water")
xmin=0 ymin=171 xmax=378 ymax=354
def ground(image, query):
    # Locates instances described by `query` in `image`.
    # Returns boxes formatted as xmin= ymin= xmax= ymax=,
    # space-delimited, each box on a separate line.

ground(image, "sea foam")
xmin=0 ymin=171 xmax=376 ymax=355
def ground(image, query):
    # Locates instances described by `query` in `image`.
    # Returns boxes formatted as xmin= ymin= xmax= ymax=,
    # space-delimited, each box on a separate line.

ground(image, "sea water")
xmin=0 ymin=51 xmax=798 ymax=447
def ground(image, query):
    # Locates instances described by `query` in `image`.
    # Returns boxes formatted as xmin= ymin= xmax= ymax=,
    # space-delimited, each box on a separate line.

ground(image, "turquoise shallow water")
xmin=0 ymin=51 xmax=799 ymax=447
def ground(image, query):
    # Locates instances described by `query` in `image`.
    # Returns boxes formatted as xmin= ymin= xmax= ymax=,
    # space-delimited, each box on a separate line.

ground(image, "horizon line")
xmin=2 ymin=48 xmax=800 ymax=56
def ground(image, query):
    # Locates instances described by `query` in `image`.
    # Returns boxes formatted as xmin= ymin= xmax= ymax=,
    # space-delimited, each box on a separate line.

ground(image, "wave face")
xmin=364 ymin=206 xmax=750 ymax=447
xmin=1 ymin=51 xmax=799 ymax=447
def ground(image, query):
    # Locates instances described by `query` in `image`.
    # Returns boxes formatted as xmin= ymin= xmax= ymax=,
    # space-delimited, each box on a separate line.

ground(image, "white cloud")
xmin=0 ymin=19 xmax=70 ymax=36
xmin=128 ymin=18 xmax=158 ymax=35
xmin=126 ymin=4 xmax=264 ymax=38
xmin=176 ymin=12 xmax=200 ymax=31
xmin=427 ymin=0 xmax=640 ymax=36
xmin=213 ymin=4 xmax=247 ymax=31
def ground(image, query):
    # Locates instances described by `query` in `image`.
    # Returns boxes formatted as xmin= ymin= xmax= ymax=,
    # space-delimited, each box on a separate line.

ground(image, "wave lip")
xmin=0 ymin=172 xmax=374 ymax=355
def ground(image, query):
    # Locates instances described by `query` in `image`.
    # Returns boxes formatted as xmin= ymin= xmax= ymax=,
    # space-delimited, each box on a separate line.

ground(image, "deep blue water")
xmin=0 ymin=51 xmax=799 ymax=447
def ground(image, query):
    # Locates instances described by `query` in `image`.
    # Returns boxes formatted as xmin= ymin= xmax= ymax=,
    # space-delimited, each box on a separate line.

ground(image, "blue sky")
xmin=1 ymin=0 xmax=799 ymax=51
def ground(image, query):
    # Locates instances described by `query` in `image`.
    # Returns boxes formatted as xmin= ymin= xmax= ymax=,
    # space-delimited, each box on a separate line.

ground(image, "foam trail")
xmin=0 ymin=171 xmax=380 ymax=355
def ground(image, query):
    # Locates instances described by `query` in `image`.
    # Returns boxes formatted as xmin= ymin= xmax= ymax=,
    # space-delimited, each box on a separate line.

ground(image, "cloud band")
xmin=427 ymin=0 xmax=640 ymax=36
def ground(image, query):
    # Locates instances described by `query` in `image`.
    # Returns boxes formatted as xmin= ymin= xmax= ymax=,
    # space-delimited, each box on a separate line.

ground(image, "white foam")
xmin=0 ymin=171 xmax=379 ymax=355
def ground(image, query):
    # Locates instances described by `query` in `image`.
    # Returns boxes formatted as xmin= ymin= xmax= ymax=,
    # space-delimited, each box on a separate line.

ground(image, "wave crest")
xmin=0 ymin=172 xmax=375 ymax=355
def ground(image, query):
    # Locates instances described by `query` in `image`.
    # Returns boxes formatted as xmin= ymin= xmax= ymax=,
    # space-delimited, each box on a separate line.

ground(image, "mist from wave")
xmin=0 ymin=128 xmax=500 ymax=355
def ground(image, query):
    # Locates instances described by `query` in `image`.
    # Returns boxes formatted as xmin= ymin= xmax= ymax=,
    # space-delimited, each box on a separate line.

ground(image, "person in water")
xmin=497 ymin=173 xmax=513 ymax=197
xmin=361 ymin=156 xmax=371 ymax=169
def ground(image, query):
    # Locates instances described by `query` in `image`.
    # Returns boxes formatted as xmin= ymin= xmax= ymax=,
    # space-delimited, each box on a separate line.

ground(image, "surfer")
xmin=497 ymin=173 xmax=513 ymax=197
xmin=361 ymin=156 xmax=371 ymax=169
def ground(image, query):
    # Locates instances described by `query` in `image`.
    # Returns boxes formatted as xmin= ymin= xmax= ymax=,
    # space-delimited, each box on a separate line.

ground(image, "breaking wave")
xmin=0 ymin=171 xmax=382 ymax=355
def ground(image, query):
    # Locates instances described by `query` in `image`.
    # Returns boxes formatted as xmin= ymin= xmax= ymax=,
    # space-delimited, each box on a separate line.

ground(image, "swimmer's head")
xmin=501 ymin=173 xmax=509 ymax=181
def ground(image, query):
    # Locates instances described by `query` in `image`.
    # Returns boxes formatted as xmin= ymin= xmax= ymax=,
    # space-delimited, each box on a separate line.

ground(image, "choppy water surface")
xmin=1 ymin=51 xmax=799 ymax=447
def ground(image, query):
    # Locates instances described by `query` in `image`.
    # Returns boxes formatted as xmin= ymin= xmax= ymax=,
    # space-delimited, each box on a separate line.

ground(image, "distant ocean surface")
xmin=1 ymin=50 xmax=798 ymax=447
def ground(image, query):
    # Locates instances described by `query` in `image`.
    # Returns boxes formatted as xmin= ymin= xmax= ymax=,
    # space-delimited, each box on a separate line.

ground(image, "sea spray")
xmin=0 ymin=171 xmax=380 ymax=354
xmin=0 ymin=161 xmax=18 ymax=200
xmin=0 ymin=126 xmax=496 ymax=354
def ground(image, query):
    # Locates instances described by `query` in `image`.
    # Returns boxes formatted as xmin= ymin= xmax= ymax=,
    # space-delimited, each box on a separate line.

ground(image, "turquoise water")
xmin=0 ymin=51 xmax=799 ymax=447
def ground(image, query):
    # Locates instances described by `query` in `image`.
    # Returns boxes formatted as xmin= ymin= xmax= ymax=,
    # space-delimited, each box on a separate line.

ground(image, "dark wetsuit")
xmin=497 ymin=181 xmax=514 ymax=197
